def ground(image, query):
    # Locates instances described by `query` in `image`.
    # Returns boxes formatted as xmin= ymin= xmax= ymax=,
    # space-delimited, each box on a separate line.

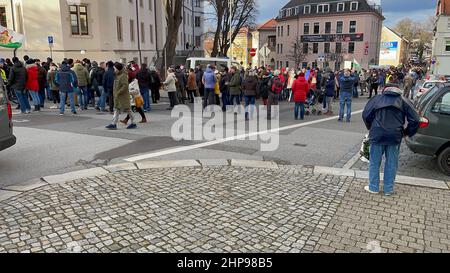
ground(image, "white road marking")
xmin=125 ymin=110 xmax=365 ymax=162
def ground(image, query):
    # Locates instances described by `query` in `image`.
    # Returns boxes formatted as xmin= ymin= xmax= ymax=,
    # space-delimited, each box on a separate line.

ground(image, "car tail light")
xmin=419 ymin=117 xmax=429 ymax=129
xmin=7 ymin=102 xmax=12 ymax=120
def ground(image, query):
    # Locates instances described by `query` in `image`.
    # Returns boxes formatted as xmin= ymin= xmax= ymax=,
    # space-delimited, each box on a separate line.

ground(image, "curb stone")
xmin=0 ymin=160 xmax=448 ymax=204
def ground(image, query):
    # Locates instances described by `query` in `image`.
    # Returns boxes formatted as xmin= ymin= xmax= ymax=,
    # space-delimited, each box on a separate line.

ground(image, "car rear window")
xmin=418 ymin=85 xmax=441 ymax=112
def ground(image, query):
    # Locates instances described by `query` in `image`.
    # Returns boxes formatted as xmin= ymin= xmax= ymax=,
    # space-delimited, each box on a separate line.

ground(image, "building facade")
xmin=379 ymin=26 xmax=409 ymax=67
xmin=0 ymin=0 xmax=204 ymax=65
xmin=431 ymin=0 xmax=450 ymax=76
xmin=275 ymin=0 xmax=383 ymax=70
xmin=255 ymin=18 xmax=277 ymax=68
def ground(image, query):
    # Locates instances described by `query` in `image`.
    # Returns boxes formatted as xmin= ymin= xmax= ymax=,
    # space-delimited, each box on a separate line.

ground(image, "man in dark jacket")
xmin=175 ymin=66 xmax=187 ymax=104
xmin=362 ymin=85 xmax=419 ymax=196
xmin=149 ymin=67 xmax=161 ymax=104
xmin=8 ymin=57 xmax=30 ymax=114
xmin=219 ymin=68 xmax=230 ymax=112
xmin=36 ymin=59 xmax=48 ymax=108
xmin=103 ymin=61 xmax=115 ymax=113
xmin=338 ymin=69 xmax=355 ymax=122
xmin=92 ymin=62 xmax=106 ymax=111
xmin=56 ymin=62 xmax=77 ymax=115
xmin=136 ymin=63 xmax=152 ymax=111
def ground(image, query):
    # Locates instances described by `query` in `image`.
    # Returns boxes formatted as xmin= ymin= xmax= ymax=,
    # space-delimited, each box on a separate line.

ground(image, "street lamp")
xmin=80 ymin=50 xmax=86 ymax=55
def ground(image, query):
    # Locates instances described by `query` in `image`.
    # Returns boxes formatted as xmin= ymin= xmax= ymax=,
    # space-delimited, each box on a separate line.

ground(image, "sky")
xmin=256 ymin=0 xmax=436 ymax=27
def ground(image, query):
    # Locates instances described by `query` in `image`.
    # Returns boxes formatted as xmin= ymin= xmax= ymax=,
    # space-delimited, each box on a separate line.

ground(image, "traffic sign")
xmin=250 ymin=48 xmax=257 ymax=57
xmin=48 ymin=36 xmax=54 ymax=44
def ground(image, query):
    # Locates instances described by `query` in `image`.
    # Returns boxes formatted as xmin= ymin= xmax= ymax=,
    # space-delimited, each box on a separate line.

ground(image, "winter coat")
xmin=363 ymin=89 xmax=420 ymax=146
xmin=338 ymin=75 xmax=355 ymax=93
xmin=291 ymin=76 xmax=309 ymax=103
xmin=229 ymin=72 xmax=242 ymax=96
xmin=163 ymin=73 xmax=177 ymax=92
xmin=202 ymin=68 xmax=216 ymax=89
xmin=113 ymin=69 xmax=131 ymax=111
xmin=325 ymin=74 xmax=336 ymax=97
xmin=136 ymin=68 xmax=152 ymax=89
xmin=149 ymin=71 xmax=161 ymax=90
xmin=26 ymin=64 xmax=39 ymax=92
xmin=242 ymin=75 xmax=259 ymax=97
xmin=8 ymin=61 xmax=27 ymax=91
xmin=55 ymin=64 xmax=76 ymax=93
xmin=187 ymin=72 xmax=197 ymax=91
xmin=103 ymin=67 xmax=115 ymax=91
xmin=259 ymin=76 xmax=271 ymax=99
xmin=219 ymin=73 xmax=230 ymax=93
xmin=72 ymin=63 xmax=90 ymax=87
xmin=47 ymin=70 xmax=59 ymax=91
xmin=175 ymin=69 xmax=187 ymax=89
xmin=90 ymin=66 xmax=105 ymax=89
xmin=37 ymin=65 xmax=47 ymax=90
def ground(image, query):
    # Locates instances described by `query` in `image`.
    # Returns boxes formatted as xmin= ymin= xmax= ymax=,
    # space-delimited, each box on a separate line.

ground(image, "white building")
xmin=432 ymin=0 xmax=450 ymax=76
xmin=0 ymin=0 xmax=204 ymax=65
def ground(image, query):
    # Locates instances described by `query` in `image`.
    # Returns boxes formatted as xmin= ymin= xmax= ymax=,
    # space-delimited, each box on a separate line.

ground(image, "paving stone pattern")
xmin=352 ymin=143 xmax=450 ymax=182
xmin=0 ymin=165 xmax=449 ymax=253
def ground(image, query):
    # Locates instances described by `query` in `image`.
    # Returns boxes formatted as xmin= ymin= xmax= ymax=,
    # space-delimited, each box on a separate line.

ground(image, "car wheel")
xmin=437 ymin=147 xmax=450 ymax=176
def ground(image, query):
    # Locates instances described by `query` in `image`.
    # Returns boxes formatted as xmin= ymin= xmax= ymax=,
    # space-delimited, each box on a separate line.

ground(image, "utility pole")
xmin=135 ymin=0 xmax=142 ymax=66
xmin=229 ymin=0 xmax=234 ymax=60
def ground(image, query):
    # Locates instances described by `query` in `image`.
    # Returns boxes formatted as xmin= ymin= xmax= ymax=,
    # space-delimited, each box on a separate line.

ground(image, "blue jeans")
xmin=97 ymin=86 xmax=107 ymax=110
xmin=15 ymin=89 xmax=31 ymax=113
xmin=369 ymin=144 xmax=401 ymax=194
xmin=38 ymin=88 xmax=46 ymax=107
xmin=230 ymin=95 xmax=241 ymax=106
xmin=60 ymin=92 xmax=76 ymax=114
xmin=221 ymin=91 xmax=230 ymax=111
xmin=140 ymin=87 xmax=151 ymax=111
xmin=339 ymin=92 xmax=352 ymax=121
xmin=203 ymin=88 xmax=215 ymax=108
xmin=29 ymin=91 xmax=41 ymax=106
xmin=77 ymin=86 xmax=88 ymax=109
xmin=295 ymin=102 xmax=305 ymax=120
xmin=244 ymin=96 xmax=256 ymax=118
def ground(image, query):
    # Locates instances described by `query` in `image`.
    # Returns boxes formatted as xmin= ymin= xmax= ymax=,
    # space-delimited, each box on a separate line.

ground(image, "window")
xmin=70 ymin=5 xmax=89 ymax=35
xmin=139 ymin=0 xmax=143 ymax=7
xmin=0 ymin=7 xmax=7 ymax=27
xmin=150 ymin=24 xmax=154 ymax=44
xmin=287 ymin=25 xmax=290 ymax=36
xmin=324 ymin=42 xmax=330 ymax=53
xmin=195 ymin=0 xmax=201 ymax=7
xmin=286 ymin=61 xmax=289 ymax=68
xmin=349 ymin=21 xmax=356 ymax=33
xmin=317 ymin=4 xmax=330 ymax=13
xmin=348 ymin=42 xmax=355 ymax=53
xmin=281 ymin=26 xmax=284 ymax=36
xmin=445 ymin=40 xmax=450 ymax=52
xmin=295 ymin=7 xmax=299 ymax=15
xmin=141 ymin=22 xmax=145 ymax=43
xmin=277 ymin=44 xmax=279 ymax=54
xmin=130 ymin=20 xmax=135 ymax=42
xmin=432 ymin=92 xmax=450 ymax=114
xmin=149 ymin=0 xmax=152 ymax=11
xmin=195 ymin=36 xmax=201 ymax=47
xmin=304 ymin=5 xmax=311 ymax=14
xmin=303 ymin=43 xmax=309 ymax=54
xmin=350 ymin=1 xmax=359 ymax=11
xmin=337 ymin=2 xmax=345 ymax=12
xmin=313 ymin=43 xmax=318 ymax=54
xmin=281 ymin=44 xmax=283 ymax=54
xmin=304 ymin=23 xmax=310 ymax=35
xmin=336 ymin=21 xmax=343 ymax=34
xmin=336 ymin=42 xmax=342 ymax=53
xmin=195 ymin=16 xmax=201 ymax=27
xmin=325 ymin=22 xmax=331 ymax=34
xmin=314 ymin=22 xmax=320 ymax=34
xmin=116 ymin=17 xmax=123 ymax=41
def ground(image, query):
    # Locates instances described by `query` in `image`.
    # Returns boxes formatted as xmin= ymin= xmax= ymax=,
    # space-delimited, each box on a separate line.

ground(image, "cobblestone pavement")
xmin=0 ymin=165 xmax=449 ymax=253
xmin=352 ymin=143 xmax=450 ymax=182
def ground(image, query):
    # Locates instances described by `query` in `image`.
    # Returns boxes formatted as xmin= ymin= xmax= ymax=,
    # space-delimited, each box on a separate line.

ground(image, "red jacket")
xmin=26 ymin=65 xmax=39 ymax=92
xmin=292 ymin=76 xmax=309 ymax=103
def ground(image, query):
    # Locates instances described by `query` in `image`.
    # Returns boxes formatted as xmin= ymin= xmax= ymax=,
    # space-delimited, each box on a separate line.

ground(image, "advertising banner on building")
xmin=0 ymin=26 xmax=24 ymax=49
xmin=379 ymin=41 xmax=398 ymax=60
xmin=301 ymin=33 xmax=364 ymax=43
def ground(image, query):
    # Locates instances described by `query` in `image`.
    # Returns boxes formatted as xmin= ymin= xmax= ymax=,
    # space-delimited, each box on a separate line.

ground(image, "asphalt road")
xmin=1 ymin=95 xmax=371 ymax=187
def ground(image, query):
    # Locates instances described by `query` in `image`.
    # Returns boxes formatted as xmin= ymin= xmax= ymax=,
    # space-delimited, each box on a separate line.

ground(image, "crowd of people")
xmin=1 ymin=54 xmax=427 ymax=129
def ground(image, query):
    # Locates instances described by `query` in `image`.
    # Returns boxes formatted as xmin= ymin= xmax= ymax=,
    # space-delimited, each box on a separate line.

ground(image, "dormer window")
xmin=337 ymin=2 xmax=345 ymax=12
xmin=350 ymin=1 xmax=359 ymax=11
xmin=295 ymin=7 xmax=299 ymax=15
xmin=304 ymin=5 xmax=311 ymax=14
xmin=317 ymin=4 xmax=330 ymax=13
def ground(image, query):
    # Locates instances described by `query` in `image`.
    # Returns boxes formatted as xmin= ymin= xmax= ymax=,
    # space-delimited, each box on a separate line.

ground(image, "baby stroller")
xmin=305 ymin=89 xmax=323 ymax=116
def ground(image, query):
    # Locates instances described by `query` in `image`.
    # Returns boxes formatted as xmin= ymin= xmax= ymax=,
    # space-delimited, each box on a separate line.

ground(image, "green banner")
xmin=0 ymin=26 xmax=24 ymax=49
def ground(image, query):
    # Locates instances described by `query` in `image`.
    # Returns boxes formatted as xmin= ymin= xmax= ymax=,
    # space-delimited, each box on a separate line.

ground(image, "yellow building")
xmin=230 ymin=27 xmax=253 ymax=68
xmin=379 ymin=26 xmax=410 ymax=67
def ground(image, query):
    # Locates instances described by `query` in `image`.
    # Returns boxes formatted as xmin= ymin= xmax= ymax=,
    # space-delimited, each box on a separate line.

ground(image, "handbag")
xmin=135 ymin=96 xmax=144 ymax=108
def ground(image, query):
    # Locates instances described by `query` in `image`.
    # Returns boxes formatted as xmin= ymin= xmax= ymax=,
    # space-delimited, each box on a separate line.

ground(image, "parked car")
xmin=406 ymin=82 xmax=450 ymax=175
xmin=0 ymin=79 xmax=16 ymax=152
xmin=414 ymin=80 xmax=446 ymax=102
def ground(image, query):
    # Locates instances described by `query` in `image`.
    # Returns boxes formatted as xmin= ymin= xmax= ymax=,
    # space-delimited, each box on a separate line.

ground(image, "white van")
xmin=185 ymin=57 xmax=241 ymax=72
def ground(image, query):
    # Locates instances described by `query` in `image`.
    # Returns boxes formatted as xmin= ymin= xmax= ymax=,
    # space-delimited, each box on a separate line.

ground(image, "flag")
xmin=0 ymin=26 xmax=24 ymax=49
xmin=353 ymin=58 xmax=361 ymax=72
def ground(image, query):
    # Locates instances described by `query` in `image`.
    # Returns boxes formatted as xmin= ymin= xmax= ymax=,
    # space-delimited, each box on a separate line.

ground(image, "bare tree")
xmin=207 ymin=0 xmax=258 ymax=57
xmin=286 ymin=37 xmax=311 ymax=69
xmin=160 ymin=0 xmax=183 ymax=73
xmin=394 ymin=16 xmax=434 ymax=60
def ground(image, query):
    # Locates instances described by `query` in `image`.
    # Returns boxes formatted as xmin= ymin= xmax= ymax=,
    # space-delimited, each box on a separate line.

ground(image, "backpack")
xmin=271 ymin=77 xmax=284 ymax=94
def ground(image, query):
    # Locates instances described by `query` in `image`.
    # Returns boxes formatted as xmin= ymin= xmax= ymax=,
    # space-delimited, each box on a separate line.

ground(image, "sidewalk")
xmin=0 ymin=160 xmax=449 ymax=253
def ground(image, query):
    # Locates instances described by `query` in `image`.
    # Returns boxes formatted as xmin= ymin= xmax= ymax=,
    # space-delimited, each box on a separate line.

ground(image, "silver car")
xmin=0 ymin=79 xmax=16 ymax=151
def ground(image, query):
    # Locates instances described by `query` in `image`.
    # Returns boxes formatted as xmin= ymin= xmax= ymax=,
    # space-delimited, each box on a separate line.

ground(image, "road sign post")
xmin=48 ymin=36 xmax=54 ymax=60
